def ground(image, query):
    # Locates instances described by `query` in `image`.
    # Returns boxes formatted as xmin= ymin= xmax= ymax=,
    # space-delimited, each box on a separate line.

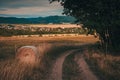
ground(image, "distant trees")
xmin=0 ymin=27 xmax=86 ymax=36
xmin=50 ymin=0 xmax=120 ymax=53
xmin=0 ymin=28 xmax=13 ymax=36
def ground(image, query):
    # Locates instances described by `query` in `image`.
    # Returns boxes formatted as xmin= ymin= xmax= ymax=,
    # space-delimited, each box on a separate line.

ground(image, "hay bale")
xmin=16 ymin=46 xmax=38 ymax=64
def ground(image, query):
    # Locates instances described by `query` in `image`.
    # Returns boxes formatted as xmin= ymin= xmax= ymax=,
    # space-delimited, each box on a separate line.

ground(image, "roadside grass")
xmin=84 ymin=44 xmax=120 ymax=80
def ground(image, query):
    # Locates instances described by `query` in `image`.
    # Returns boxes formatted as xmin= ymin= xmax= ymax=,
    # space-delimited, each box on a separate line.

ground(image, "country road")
xmin=48 ymin=50 xmax=76 ymax=80
xmin=47 ymin=45 xmax=98 ymax=80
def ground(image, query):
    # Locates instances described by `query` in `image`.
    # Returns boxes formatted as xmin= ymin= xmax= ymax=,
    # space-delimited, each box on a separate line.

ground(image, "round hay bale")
xmin=16 ymin=46 xmax=38 ymax=64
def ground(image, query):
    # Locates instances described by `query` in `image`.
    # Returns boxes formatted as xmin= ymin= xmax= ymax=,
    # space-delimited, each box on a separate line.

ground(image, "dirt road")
xmin=74 ymin=53 xmax=98 ymax=80
xmin=47 ymin=47 xmax=98 ymax=80
xmin=48 ymin=50 xmax=76 ymax=80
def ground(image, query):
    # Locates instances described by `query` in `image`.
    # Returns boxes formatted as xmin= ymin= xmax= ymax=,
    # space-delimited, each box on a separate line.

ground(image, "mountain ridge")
xmin=0 ymin=16 xmax=76 ymax=24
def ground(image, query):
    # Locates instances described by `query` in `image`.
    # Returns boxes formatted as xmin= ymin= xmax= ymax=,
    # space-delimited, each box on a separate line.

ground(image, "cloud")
xmin=0 ymin=0 xmax=50 ymax=8
xmin=0 ymin=0 xmax=63 ymax=17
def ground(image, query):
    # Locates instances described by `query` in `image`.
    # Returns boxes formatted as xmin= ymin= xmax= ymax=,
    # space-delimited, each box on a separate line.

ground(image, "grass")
xmin=0 ymin=60 xmax=31 ymax=80
xmin=84 ymin=44 xmax=120 ymax=80
xmin=0 ymin=35 xmax=98 ymax=80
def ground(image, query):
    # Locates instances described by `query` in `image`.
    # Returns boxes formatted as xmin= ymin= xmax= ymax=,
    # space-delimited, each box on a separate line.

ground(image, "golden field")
xmin=0 ymin=35 xmax=99 ymax=80
xmin=0 ymin=35 xmax=119 ymax=80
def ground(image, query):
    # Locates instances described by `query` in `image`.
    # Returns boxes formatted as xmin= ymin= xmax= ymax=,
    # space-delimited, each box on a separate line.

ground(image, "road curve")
xmin=47 ymin=46 xmax=98 ymax=80
xmin=48 ymin=50 xmax=76 ymax=80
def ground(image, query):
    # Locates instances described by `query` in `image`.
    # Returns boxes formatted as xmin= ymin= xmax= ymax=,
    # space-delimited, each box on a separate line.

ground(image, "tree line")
xmin=0 ymin=27 xmax=88 ymax=36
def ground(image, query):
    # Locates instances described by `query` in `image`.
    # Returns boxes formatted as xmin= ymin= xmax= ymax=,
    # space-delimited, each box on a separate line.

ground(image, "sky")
xmin=0 ymin=0 xmax=63 ymax=18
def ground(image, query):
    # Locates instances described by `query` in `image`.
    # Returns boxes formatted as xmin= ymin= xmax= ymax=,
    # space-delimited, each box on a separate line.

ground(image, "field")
xmin=0 ymin=35 xmax=119 ymax=80
xmin=0 ymin=35 xmax=99 ymax=80
xmin=0 ymin=35 xmax=98 ymax=60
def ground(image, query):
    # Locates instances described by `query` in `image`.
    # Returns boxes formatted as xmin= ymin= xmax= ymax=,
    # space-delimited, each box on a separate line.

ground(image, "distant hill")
xmin=0 ymin=16 xmax=76 ymax=24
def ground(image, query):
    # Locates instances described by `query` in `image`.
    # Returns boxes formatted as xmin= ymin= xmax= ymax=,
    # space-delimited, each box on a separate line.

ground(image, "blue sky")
xmin=0 ymin=0 xmax=63 ymax=18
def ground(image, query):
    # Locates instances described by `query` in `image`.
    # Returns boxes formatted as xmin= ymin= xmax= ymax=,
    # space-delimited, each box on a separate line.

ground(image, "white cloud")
xmin=0 ymin=0 xmax=63 ymax=17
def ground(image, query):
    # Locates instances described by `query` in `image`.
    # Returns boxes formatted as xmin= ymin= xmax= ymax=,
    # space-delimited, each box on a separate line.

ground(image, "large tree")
xmin=50 ymin=0 xmax=120 ymax=53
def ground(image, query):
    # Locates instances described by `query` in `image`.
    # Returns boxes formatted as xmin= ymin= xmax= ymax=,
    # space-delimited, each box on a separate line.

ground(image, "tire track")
xmin=74 ymin=53 xmax=98 ymax=80
xmin=48 ymin=50 xmax=76 ymax=80
xmin=47 ymin=45 xmax=98 ymax=80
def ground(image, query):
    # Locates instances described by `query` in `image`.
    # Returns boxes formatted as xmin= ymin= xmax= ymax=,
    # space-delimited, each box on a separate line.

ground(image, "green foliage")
xmin=50 ymin=0 xmax=120 ymax=53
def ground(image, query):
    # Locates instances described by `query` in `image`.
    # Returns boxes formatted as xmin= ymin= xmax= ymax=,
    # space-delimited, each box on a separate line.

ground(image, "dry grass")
xmin=0 ymin=35 xmax=98 ymax=60
xmin=0 ymin=43 xmax=54 ymax=80
xmin=0 ymin=60 xmax=34 ymax=80
xmin=0 ymin=35 xmax=98 ymax=43
xmin=0 ymin=35 xmax=98 ymax=80
xmin=84 ymin=45 xmax=120 ymax=80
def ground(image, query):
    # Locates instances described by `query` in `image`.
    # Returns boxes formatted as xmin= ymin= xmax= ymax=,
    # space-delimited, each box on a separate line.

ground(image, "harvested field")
xmin=0 ymin=35 xmax=99 ymax=60
xmin=0 ymin=35 xmax=99 ymax=80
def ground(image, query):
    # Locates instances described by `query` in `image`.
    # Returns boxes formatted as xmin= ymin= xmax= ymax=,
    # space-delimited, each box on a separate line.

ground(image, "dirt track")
xmin=74 ymin=53 xmax=98 ymax=80
xmin=48 ymin=50 xmax=76 ymax=80
xmin=47 ymin=46 xmax=98 ymax=80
